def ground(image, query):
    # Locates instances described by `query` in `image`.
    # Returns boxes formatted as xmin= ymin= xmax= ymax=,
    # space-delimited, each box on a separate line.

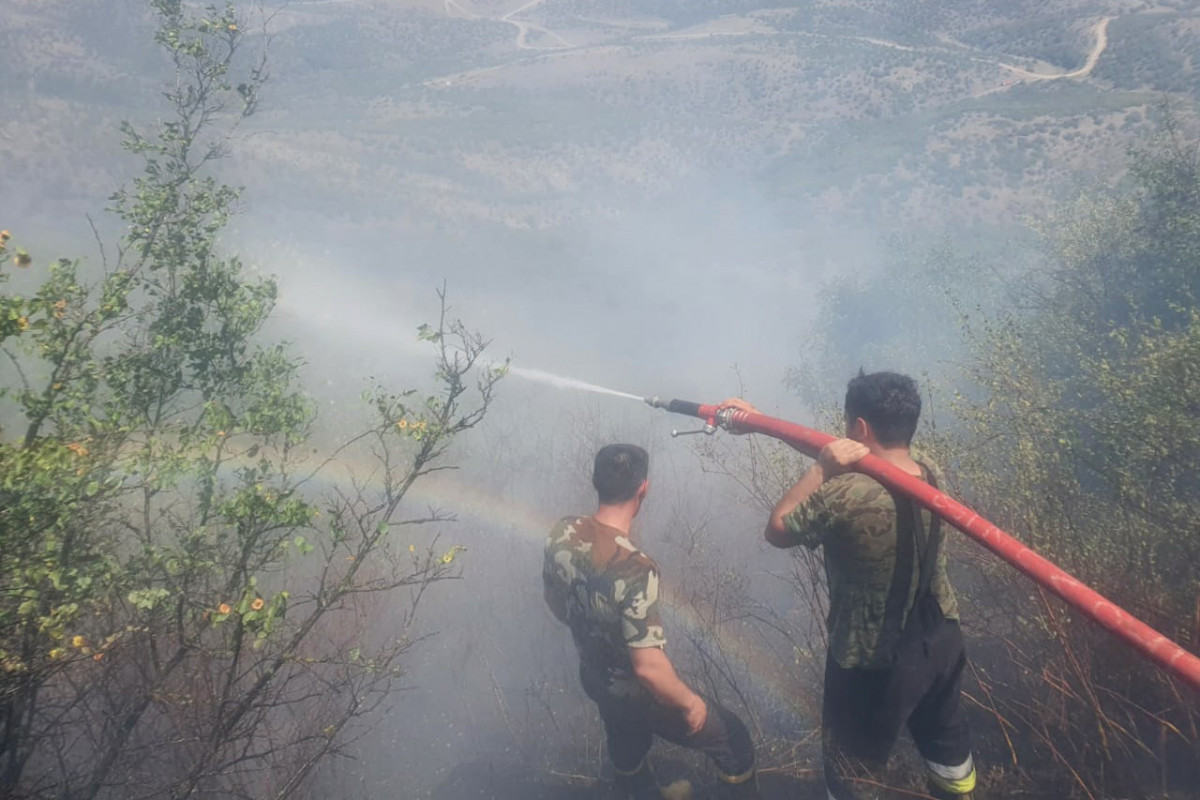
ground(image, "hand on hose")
xmin=719 ymin=397 xmax=760 ymax=414
xmin=719 ymin=398 xmax=761 ymax=435
xmin=817 ymin=438 xmax=870 ymax=477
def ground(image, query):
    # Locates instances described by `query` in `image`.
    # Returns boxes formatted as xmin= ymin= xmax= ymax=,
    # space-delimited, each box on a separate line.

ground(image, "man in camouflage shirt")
xmin=544 ymin=444 xmax=758 ymax=799
xmin=728 ymin=372 xmax=976 ymax=800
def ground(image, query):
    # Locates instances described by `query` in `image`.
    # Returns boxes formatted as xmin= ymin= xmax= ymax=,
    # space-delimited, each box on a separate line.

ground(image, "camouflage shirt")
xmin=781 ymin=456 xmax=960 ymax=670
xmin=543 ymin=516 xmax=667 ymax=701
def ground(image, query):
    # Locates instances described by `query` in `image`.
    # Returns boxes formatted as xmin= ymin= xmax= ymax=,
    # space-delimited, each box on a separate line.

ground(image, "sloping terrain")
xmin=2 ymin=0 xmax=1197 ymax=240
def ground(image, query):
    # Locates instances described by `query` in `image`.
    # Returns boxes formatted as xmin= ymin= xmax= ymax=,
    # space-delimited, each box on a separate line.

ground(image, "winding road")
xmin=445 ymin=0 xmax=571 ymax=51
xmin=423 ymin=10 xmax=1119 ymax=91
xmin=998 ymin=17 xmax=1112 ymax=80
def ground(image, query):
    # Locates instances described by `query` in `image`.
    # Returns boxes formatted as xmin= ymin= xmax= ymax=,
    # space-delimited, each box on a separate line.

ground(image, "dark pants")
xmin=823 ymin=620 xmax=972 ymax=799
xmin=583 ymin=669 xmax=755 ymax=779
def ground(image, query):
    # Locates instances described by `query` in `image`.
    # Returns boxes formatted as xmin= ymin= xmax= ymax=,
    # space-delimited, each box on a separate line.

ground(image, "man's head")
xmin=593 ymin=444 xmax=649 ymax=508
xmin=843 ymin=370 xmax=921 ymax=448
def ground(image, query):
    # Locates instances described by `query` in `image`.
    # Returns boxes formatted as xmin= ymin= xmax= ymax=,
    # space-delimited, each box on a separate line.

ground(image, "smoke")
xmin=2 ymin=1 xmax=1105 ymax=796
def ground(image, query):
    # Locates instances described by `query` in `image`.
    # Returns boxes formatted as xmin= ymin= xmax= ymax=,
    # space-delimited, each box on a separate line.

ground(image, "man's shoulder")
xmin=610 ymin=533 xmax=660 ymax=579
xmin=545 ymin=515 xmax=588 ymax=555
xmin=544 ymin=517 xmax=657 ymax=575
xmin=628 ymin=548 xmax=661 ymax=579
xmin=823 ymin=451 xmax=948 ymax=508
xmin=821 ymin=472 xmax=893 ymax=510
xmin=912 ymin=451 xmax=948 ymax=487
xmin=549 ymin=514 xmax=584 ymax=534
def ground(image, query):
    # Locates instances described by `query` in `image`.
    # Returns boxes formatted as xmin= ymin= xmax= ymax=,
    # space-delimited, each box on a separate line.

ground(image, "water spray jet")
xmin=648 ymin=395 xmax=1200 ymax=692
xmin=508 ymin=366 xmax=643 ymax=401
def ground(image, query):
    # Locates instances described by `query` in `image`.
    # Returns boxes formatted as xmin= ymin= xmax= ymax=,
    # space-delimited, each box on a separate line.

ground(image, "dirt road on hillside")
xmin=998 ymin=17 xmax=1112 ymax=80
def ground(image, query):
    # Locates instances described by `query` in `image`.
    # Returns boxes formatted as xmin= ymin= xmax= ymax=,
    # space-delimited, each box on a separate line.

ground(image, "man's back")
xmin=783 ymin=457 xmax=959 ymax=669
xmin=543 ymin=515 xmax=666 ymax=699
xmin=752 ymin=370 xmax=977 ymax=799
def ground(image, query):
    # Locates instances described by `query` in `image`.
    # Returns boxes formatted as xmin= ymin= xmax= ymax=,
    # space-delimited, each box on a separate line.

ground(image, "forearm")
xmin=766 ymin=464 xmax=825 ymax=546
xmin=632 ymin=648 xmax=698 ymax=711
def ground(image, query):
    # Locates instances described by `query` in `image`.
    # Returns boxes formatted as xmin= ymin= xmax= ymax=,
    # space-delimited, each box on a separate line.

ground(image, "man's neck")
xmin=592 ymin=502 xmax=637 ymax=536
xmin=868 ymin=443 xmax=922 ymax=476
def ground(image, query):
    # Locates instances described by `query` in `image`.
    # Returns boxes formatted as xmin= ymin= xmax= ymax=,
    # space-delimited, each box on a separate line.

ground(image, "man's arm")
xmin=766 ymin=463 xmax=826 ymax=547
xmin=765 ymin=438 xmax=870 ymax=547
xmin=629 ymin=646 xmax=707 ymax=734
xmin=620 ymin=557 xmax=706 ymax=734
xmin=543 ymin=545 xmax=571 ymax=624
xmin=543 ymin=581 xmax=569 ymax=624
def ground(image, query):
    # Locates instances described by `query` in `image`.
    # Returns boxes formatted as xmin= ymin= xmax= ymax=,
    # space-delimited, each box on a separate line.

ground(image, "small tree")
xmin=0 ymin=2 xmax=504 ymax=797
xmin=951 ymin=125 xmax=1200 ymax=798
xmin=699 ymin=116 xmax=1200 ymax=798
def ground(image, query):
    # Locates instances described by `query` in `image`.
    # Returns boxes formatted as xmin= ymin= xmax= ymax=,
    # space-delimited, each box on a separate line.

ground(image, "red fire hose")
xmin=649 ymin=397 xmax=1200 ymax=692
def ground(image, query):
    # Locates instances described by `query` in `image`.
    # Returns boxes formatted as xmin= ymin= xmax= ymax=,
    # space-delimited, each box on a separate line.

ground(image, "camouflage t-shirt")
xmin=543 ymin=516 xmax=667 ymax=700
xmin=781 ymin=456 xmax=960 ymax=670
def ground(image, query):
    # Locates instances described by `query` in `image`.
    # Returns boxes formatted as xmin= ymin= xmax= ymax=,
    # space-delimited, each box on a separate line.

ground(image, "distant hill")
xmin=1 ymin=0 xmax=1197 ymax=242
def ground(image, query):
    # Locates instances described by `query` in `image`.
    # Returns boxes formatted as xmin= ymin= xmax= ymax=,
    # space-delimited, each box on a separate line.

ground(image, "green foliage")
xmin=0 ymin=2 xmax=501 ymax=797
xmin=946 ymin=128 xmax=1200 ymax=797
xmin=768 ymin=116 xmax=1200 ymax=797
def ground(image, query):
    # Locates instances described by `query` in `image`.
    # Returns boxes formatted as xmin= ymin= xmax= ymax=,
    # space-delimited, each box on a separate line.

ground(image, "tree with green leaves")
xmin=0 ymin=2 xmax=504 ymax=797
xmin=948 ymin=119 xmax=1200 ymax=799
xmin=764 ymin=114 xmax=1200 ymax=798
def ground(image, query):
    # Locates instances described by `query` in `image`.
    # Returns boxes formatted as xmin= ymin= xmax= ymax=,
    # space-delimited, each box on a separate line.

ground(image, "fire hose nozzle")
xmin=645 ymin=397 xmax=705 ymax=417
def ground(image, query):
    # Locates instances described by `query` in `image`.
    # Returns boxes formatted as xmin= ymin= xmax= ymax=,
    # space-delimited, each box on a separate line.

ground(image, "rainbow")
xmin=330 ymin=461 xmax=822 ymax=734
xmin=215 ymin=432 xmax=820 ymax=734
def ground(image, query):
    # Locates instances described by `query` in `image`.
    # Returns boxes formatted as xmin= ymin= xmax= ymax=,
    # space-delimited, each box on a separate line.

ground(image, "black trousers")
xmin=583 ymin=669 xmax=755 ymax=779
xmin=823 ymin=620 xmax=972 ymax=799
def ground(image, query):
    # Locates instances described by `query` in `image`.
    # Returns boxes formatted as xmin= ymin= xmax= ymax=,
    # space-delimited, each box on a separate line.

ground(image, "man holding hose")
xmin=726 ymin=371 xmax=976 ymax=800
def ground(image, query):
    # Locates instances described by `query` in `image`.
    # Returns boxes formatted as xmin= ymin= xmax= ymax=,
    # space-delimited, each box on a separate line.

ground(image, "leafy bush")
xmin=0 ymin=2 xmax=503 ymax=797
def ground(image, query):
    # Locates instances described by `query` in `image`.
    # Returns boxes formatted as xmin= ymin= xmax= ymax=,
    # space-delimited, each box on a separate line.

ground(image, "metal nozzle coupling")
xmin=644 ymin=396 xmax=667 ymax=409
xmin=670 ymin=422 xmax=717 ymax=438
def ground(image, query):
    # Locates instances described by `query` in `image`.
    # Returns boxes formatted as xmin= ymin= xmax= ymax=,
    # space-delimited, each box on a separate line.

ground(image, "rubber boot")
xmin=716 ymin=768 xmax=760 ymax=799
xmin=612 ymin=758 xmax=693 ymax=800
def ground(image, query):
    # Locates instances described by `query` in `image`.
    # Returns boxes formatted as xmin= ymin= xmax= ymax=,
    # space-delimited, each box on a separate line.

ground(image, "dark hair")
xmin=844 ymin=370 xmax=921 ymax=446
xmin=593 ymin=444 xmax=649 ymax=505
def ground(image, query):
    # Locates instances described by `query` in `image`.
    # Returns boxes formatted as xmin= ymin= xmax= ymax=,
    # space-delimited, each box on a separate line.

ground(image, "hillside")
xmin=2 ymin=0 xmax=1198 ymax=239
xmin=4 ymin=4 xmax=1200 ymax=797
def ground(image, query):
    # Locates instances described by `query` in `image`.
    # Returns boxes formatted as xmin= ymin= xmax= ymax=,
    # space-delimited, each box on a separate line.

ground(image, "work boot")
xmin=612 ymin=758 xmax=693 ymax=800
xmin=659 ymin=778 xmax=693 ymax=800
xmin=716 ymin=768 xmax=760 ymax=799
xmin=925 ymin=782 xmax=973 ymax=800
xmin=924 ymin=757 xmax=977 ymax=800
